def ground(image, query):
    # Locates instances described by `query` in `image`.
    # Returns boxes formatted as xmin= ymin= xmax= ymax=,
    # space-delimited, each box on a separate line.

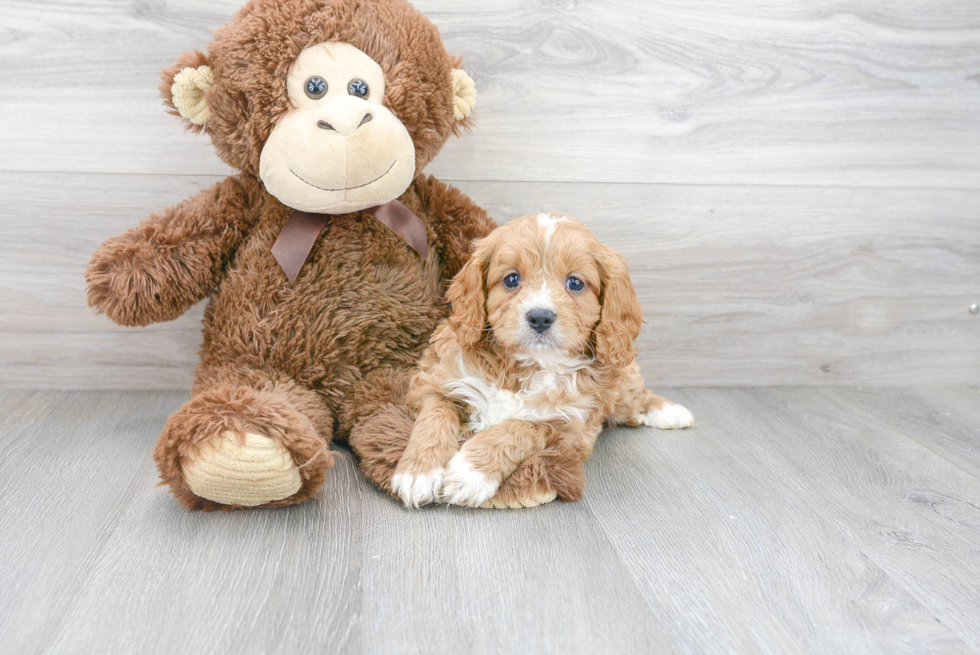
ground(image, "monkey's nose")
xmin=316 ymin=111 xmax=373 ymax=135
xmin=526 ymin=309 xmax=556 ymax=334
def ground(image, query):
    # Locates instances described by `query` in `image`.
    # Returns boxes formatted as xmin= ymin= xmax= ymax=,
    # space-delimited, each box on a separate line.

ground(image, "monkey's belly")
xmin=201 ymin=225 xmax=446 ymax=393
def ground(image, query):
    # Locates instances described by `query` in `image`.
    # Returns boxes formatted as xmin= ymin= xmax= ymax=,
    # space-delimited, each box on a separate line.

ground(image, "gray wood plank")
xmin=0 ymin=391 xmax=185 ymax=655
xmin=757 ymin=387 xmax=980 ymax=652
xmin=0 ymin=0 xmax=977 ymax=186
xmin=581 ymin=394 xmax=969 ymax=653
xmin=2 ymin=171 xmax=977 ymax=388
xmin=3 ymin=389 xmax=980 ymax=654
xmin=473 ymin=181 xmax=980 ymax=387
xmin=352 ymin=485 xmax=677 ymax=654
xmin=582 ymin=386 xmax=980 ymax=653
xmin=821 ymin=386 xmax=980 ymax=480
xmin=41 ymin=444 xmax=367 ymax=655
xmin=0 ymin=392 xmax=677 ymax=655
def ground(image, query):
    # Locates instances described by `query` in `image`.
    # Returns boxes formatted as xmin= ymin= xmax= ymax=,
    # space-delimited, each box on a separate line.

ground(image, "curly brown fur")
xmin=390 ymin=215 xmax=693 ymax=508
xmin=162 ymin=0 xmax=461 ymax=176
xmin=494 ymin=434 xmax=586 ymax=506
xmin=85 ymin=175 xmax=261 ymax=327
xmin=345 ymin=369 xmax=417 ymax=494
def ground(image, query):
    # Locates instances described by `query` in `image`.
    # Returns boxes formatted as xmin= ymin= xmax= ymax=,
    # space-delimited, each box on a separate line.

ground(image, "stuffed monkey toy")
xmin=86 ymin=0 xmax=580 ymax=510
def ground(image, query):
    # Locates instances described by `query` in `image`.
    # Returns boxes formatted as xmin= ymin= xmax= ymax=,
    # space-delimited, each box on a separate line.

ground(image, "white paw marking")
xmin=392 ymin=469 xmax=445 ymax=508
xmin=639 ymin=403 xmax=694 ymax=429
xmin=441 ymin=453 xmax=500 ymax=507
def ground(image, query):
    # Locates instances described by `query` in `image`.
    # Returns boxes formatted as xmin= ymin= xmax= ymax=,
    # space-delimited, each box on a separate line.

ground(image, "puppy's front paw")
xmin=639 ymin=403 xmax=694 ymax=429
xmin=441 ymin=453 xmax=500 ymax=508
xmin=392 ymin=468 xmax=445 ymax=508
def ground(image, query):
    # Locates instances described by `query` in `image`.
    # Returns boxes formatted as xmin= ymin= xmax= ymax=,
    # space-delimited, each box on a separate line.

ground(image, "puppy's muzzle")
xmin=526 ymin=309 xmax=556 ymax=334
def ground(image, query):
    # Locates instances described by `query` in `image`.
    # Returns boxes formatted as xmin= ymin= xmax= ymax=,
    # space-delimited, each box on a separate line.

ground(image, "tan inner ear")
xmin=452 ymin=69 xmax=477 ymax=121
xmin=171 ymin=65 xmax=214 ymax=126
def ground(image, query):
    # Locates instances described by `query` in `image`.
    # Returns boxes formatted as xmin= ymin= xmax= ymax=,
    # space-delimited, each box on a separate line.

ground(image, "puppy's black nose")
xmin=526 ymin=309 xmax=556 ymax=334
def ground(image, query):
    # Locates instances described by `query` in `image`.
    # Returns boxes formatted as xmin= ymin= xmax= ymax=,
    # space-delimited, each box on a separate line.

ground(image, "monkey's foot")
xmin=182 ymin=431 xmax=302 ymax=507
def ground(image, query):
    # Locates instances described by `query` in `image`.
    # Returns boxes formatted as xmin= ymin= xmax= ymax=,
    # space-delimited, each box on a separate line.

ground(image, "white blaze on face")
xmin=520 ymin=282 xmax=557 ymax=315
xmin=536 ymin=212 xmax=568 ymax=244
xmin=259 ymin=42 xmax=416 ymax=214
xmin=516 ymin=281 xmax=565 ymax=351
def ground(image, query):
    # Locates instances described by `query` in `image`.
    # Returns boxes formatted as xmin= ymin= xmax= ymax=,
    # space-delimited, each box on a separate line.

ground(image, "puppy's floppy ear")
xmin=446 ymin=235 xmax=492 ymax=348
xmin=594 ymin=245 xmax=643 ymax=369
xmin=160 ymin=51 xmax=213 ymax=132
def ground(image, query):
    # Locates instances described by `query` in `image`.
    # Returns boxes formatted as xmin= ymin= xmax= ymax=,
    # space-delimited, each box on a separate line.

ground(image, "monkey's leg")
xmin=153 ymin=366 xmax=334 ymax=511
xmin=342 ymin=368 xmax=422 ymax=500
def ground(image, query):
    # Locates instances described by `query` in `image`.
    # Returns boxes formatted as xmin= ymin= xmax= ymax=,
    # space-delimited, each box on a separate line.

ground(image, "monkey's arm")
xmin=85 ymin=174 xmax=259 ymax=327
xmin=413 ymin=175 xmax=497 ymax=283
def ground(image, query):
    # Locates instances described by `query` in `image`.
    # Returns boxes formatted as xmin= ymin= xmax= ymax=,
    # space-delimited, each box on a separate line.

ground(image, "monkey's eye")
xmin=305 ymin=76 xmax=327 ymax=99
xmin=503 ymin=273 xmax=521 ymax=289
xmin=348 ymin=79 xmax=369 ymax=98
xmin=566 ymin=276 xmax=585 ymax=292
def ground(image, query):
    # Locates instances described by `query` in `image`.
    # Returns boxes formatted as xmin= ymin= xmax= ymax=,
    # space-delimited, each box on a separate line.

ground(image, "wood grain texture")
xmin=0 ymin=0 xmax=978 ymax=186
xmin=0 ymin=391 xmax=180 ymax=654
xmin=820 ymin=386 xmax=980 ymax=479
xmin=2 ymin=388 xmax=979 ymax=654
xmin=2 ymin=171 xmax=976 ymax=388
xmin=1 ymin=0 xmax=978 ymax=386
xmin=583 ymin=385 xmax=980 ymax=654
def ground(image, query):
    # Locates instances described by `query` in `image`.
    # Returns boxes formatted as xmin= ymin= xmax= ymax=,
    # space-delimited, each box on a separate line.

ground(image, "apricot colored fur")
xmin=396 ymin=215 xmax=689 ymax=506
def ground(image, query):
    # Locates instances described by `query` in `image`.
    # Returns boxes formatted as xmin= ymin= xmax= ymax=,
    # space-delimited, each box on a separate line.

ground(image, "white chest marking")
xmin=446 ymin=356 xmax=595 ymax=432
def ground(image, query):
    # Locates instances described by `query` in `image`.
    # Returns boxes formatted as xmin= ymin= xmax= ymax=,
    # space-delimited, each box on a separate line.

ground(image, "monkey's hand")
xmin=86 ymin=228 xmax=209 ymax=326
xmin=85 ymin=176 xmax=256 ymax=327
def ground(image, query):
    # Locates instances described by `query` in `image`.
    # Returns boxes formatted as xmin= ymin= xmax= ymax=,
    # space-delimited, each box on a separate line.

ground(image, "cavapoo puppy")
xmin=392 ymin=213 xmax=693 ymax=508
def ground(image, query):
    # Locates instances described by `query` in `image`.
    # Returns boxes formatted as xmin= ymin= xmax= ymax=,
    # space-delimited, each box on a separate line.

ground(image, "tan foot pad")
xmin=480 ymin=489 xmax=558 ymax=510
xmin=183 ymin=431 xmax=301 ymax=507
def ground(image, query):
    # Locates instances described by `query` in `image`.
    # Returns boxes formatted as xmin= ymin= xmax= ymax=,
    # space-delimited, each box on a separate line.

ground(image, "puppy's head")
xmin=446 ymin=213 xmax=642 ymax=368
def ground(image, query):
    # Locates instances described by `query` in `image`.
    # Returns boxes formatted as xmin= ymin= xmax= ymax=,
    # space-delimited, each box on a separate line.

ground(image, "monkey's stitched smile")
xmin=289 ymin=160 xmax=397 ymax=192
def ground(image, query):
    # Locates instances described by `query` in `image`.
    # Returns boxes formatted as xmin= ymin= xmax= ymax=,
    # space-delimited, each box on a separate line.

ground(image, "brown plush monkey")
xmin=86 ymin=0 xmax=578 ymax=510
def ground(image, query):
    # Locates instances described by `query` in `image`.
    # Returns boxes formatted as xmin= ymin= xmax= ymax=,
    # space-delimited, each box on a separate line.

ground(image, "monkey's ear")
xmin=160 ymin=51 xmax=213 ymax=131
xmin=451 ymin=68 xmax=477 ymax=122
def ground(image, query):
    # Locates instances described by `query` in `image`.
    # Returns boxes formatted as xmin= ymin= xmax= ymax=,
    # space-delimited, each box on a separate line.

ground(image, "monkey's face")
xmin=258 ymin=42 xmax=417 ymax=214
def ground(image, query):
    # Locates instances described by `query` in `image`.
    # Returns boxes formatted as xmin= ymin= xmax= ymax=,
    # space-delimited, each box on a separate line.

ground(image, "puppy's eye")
xmin=503 ymin=273 xmax=521 ymax=289
xmin=305 ymin=76 xmax=328 ymax=99
xmin=348 ymin=79 xmax=369 ymax=98
xmin=566 ymin=276 xmax=585 ymax=292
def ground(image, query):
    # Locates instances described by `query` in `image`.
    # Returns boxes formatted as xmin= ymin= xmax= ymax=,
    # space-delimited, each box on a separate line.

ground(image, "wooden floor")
xmin=2 ymin=387 xmax=979 ymax=654
xmin=3 ymin=3 xmax=976 ymax=652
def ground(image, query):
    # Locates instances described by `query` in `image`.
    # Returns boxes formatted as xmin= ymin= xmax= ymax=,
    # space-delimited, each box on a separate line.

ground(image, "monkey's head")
xmin=161 ymin=0 xmax=477 ymax=214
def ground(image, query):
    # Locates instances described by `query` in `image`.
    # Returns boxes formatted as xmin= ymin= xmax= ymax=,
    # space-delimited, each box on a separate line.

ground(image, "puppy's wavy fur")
xmin=392 ymin=213 xmax=694 ymax=508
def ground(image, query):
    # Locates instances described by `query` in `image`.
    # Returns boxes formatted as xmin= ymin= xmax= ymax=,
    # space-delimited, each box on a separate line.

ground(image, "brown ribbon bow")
xmin=270 ymin=199 xmax=428 ymax=285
